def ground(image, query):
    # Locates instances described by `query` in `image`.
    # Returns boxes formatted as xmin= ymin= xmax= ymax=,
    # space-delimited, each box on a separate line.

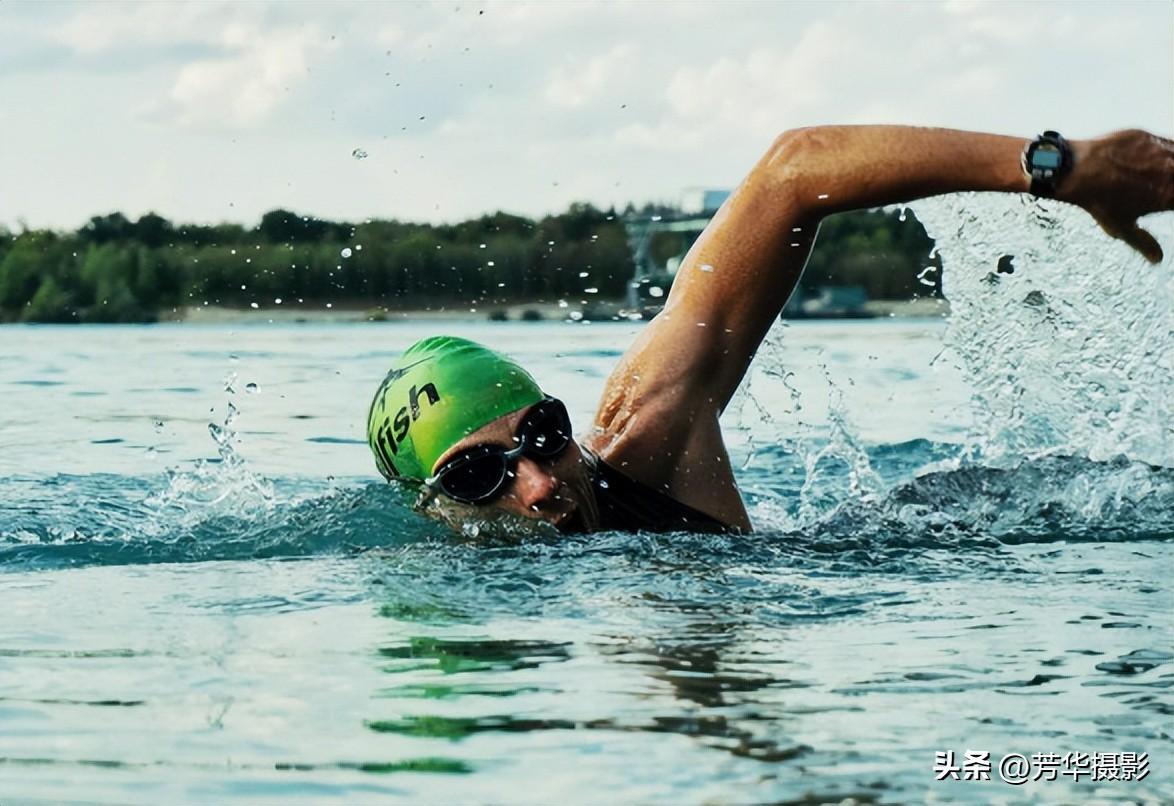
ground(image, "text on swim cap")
xmin=373 ymin=382 xmax=441 ymax=472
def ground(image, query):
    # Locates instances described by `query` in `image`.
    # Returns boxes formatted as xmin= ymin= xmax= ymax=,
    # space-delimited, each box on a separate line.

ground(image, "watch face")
xmin=1032 ymin=147 xmax=1063 ymax=170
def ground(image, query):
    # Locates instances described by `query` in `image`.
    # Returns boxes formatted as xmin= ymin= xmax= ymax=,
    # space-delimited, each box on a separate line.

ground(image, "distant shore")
xmin=164 ymin=297 xmax=949 ymax=324
xmin=167 ymin=301 xmax=578 ymax=324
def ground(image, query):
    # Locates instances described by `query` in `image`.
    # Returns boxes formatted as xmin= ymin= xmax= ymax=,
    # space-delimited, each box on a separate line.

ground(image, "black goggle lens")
xmin=433 ymin=398 xmax=572 ymax=505
xmin=517 ymin=400 xmax=572 ymax=458
xmin=437 ymin=449 xmax=509 ymax=504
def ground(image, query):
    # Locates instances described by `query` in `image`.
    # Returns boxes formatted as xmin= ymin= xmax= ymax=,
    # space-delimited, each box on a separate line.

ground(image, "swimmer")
xmin=369 ymin=126 xmax=1174 ymax=534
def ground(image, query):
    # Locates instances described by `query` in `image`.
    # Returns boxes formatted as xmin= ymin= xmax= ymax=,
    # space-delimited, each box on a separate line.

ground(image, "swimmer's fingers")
xmin=1095 ymin=216 xmax=1164 ymax=265
xmin=1065 ymin=130 xmax=1173 ymax=265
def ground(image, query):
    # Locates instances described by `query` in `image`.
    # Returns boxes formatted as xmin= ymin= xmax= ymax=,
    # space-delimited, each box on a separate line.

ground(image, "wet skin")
xmin=423 ymin=127 xmax=1174 ymax=533
xmin=430 ymin=403 xmax=602 ymax=534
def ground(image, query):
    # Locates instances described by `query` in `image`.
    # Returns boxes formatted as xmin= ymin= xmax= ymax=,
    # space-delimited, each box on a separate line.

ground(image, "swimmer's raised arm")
xmin=645 ymin=127 xmax=1171 ymax=409
xmin=588 ymin=126 xmax=1171 ymax=524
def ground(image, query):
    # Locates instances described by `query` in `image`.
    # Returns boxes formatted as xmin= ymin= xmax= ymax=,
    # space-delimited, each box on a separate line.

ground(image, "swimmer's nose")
xmin=510 ymin=456 xmax=561 ymax=511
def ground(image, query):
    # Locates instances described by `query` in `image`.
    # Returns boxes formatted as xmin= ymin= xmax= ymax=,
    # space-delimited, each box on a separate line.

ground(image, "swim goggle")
xmin=417 ymin=396 xmax=574 ymax=507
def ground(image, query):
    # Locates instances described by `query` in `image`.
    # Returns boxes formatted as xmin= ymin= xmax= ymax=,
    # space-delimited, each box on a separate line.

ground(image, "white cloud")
xmin=544 ymin=44 xmax=637 ymax=109
xmin=375 ymin=23 xmax=405 ymax=48
xmin=56 ymin=2 xmax=250 ymax=53
xmin=963 ymin=12 xmax=1041 ymax=45
xmin=613 ymin=120 xmax=708 ymax=151
xmin=168 ymin=25 xmax=334 ymax=128
xmin=942 ymin=0 xmax=982 ymax=16
xmin=657 ymin=21 xmax=869 ymax=142
xmin=949 ymin=65 xmax=1001 ymax=96
xmin=2 ymin=1 xmax=1169 ymax=231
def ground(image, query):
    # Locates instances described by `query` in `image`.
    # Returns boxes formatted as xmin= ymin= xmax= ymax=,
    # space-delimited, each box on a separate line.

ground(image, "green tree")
xmin=260 ymin=209 xmax=319 ymax=244
xmin=0 ymin=232 xmax=67 ymax=315
xmin=134 ymin=213 xmax=173 ymax=248
xmin=81 ymin=213 xmax=134 ymax=244
xmin=84 ymin=277 xmax=148 ymax=323
xmin=24 ymin=276 xmax=74 ymax=322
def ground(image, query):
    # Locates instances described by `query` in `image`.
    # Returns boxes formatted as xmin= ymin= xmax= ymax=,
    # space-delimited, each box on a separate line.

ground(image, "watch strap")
xmin=1022 ymin=130 xmax=1073 ymax=197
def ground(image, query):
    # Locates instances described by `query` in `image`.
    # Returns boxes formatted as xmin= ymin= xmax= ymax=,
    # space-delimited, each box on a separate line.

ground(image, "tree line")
xmin=0 ymin=204 xmax=939 ymax=323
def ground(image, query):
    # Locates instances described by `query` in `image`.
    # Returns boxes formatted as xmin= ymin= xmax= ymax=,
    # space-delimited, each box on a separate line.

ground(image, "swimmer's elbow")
xmin=759 ymin=127 xmax=828 ymax=215
xmin=762 ymin=129 xmax=805 ymax=180
xmin=765 ymin=127 xmax=811 ymax=161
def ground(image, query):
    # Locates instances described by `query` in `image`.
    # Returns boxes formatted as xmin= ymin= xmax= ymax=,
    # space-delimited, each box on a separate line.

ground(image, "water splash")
xmin=146 ymin=398 xmax=275 ymax=524
xmin=729 ymin=321 xmax=800 ymax=470
xmin=910 ymin=194 xmax=1172 ymax=466
xmin=733 ymin=195 xmax=1172 ymax=545
xmin=0 ymin=477 xmax=434 ymax=570
xmin=795 ymin=369 xmax=884 ymax=524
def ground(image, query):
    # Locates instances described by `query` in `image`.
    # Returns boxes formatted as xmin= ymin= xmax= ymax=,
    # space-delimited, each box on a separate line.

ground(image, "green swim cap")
xmin=367 ymin=336 xmax=544 ymax=480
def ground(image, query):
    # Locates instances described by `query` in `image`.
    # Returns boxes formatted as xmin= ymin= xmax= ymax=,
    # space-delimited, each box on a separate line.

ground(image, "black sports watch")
xmin=1021 ymin=130 xmax=1073 ymax=197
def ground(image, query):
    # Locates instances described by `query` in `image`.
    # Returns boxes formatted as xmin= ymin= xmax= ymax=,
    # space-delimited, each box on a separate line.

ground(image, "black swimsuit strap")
xmin=582 ymin=448 xmax=735 ymax=534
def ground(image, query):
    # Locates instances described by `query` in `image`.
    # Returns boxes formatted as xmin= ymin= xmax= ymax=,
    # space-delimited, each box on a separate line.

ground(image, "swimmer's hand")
xmin=1063 ymin=129 xmax=1174 ymax=264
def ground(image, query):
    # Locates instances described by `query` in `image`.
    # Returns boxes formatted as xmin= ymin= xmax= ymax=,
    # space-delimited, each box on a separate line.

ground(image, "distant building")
xmin=621 ymin=189 xmax=732 ymax=311
xmin=679 ymin=188 xmax=731 ymax=215
xmin=795 ymin=285 xmax=872 ymax=318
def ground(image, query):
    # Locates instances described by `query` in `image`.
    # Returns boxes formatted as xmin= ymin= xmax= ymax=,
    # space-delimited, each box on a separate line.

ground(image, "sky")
xmin=1 ymin=0 xmax=1171 ymax=231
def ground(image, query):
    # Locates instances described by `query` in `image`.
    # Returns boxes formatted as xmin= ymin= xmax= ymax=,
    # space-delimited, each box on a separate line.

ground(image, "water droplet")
xmin=487 ymin=260 xmax=495 ymax=267
xmin=274 ymin=297 xmax=283 ymax=304
xmin=650 ymin=215 xmax=662 ymax=222
xmin=598 ymin=478 xmax=609 ymax=489
xmin=584 ymin=287 xmax=598 ymax=294
xmin=340 ymin=247 xmax=353 ymax=258
xmin=352 ymin=148 xmax=368 ymax=160
xmin=578 ymin=271 xmax=589 ymax=278
xmin=250 ymin=302 xmax=259 ymax=309
xmin=649 ymin=286 xmax=664 ymax=298
xmin=569 ymin=311 xmax=584 ymax=321
xmin=245 ymin=382 xmax=259 ymax=394
xmin=699 ymin=264 xmax=714 ymax=273
xmin=817 ymin=193 xmax=829 ymax=200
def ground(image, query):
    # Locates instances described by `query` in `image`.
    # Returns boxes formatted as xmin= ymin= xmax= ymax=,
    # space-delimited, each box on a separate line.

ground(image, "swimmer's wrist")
xmin=1052 ymin=138 xmax=1090 ymax=207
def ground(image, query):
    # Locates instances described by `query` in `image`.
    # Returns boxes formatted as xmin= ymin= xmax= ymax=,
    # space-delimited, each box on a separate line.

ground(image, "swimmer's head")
xmin=367 ymin=336 xmax=600 ymax=533
xmin=367 ymin=335 xmax=545 ymax=480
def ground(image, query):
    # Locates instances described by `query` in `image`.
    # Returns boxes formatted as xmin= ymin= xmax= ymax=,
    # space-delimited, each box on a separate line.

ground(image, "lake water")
xmin=2 ymin=197 xmax=1172 ymax=804
xmin=1 ymin=313 xmax=1171 ymax=803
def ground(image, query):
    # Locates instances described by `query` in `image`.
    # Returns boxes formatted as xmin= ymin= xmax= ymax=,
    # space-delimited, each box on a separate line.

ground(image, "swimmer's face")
xmin=429 ymin=402 xmax=600 ymax=534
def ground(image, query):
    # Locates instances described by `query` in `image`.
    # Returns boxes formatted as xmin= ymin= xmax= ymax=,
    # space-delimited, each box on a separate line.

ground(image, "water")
xmin=2 ymin=204 xmax=1172 ymax=802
